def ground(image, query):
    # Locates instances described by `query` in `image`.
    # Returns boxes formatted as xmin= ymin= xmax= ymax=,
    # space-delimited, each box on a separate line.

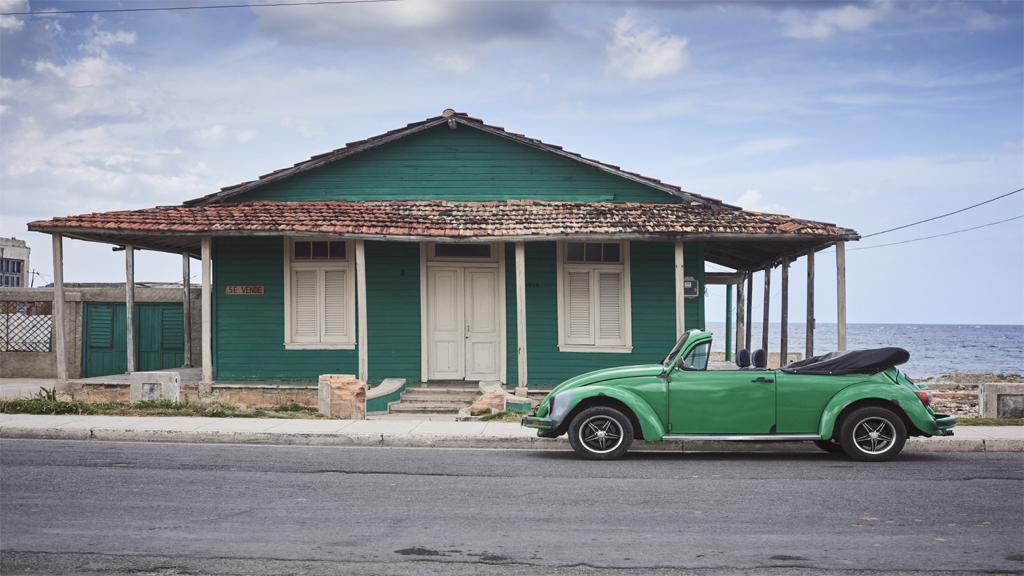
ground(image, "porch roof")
xmin=28 ymin=199 xmax=858 ymax=271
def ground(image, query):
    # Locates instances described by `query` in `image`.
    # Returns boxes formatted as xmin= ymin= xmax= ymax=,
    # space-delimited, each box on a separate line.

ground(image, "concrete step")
xmin=400 ymin=393 xmax=477 ymax=403
xmin=389 ymin=402 xmax=465 ymax=414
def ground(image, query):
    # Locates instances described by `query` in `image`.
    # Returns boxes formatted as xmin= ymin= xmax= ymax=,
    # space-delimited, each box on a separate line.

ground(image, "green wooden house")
xmin=30 ymin=110 xmax=858 ymax=389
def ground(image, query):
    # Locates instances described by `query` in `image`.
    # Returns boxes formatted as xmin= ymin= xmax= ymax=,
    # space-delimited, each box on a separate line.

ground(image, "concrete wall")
xmin=0 ymin=285 xmax=202 ymax=379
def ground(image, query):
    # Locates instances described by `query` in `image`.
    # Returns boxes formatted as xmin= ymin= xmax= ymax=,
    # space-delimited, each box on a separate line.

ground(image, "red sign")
xmin=225 ymin=286 xmax=264 ymax=295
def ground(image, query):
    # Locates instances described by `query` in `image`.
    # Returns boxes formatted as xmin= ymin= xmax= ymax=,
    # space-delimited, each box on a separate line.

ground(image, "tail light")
xmin=915 ymin=390 xmax=932 ymax=407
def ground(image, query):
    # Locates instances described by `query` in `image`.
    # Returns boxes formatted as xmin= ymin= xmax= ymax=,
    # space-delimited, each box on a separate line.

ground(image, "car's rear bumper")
xmin=934 ymin=413 xmax=956 ymax=436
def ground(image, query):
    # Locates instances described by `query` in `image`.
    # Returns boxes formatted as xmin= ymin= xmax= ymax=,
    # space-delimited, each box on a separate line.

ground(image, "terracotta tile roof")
xmin=29 ymin=200 xmax=853 ymax=240
xmin=183 ymin=111 xmax=726 ymax=209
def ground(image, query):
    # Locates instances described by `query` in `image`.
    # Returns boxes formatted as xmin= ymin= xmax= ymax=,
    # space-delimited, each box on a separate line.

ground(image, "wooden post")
xmin=806 ymin=249 xmax=815 ymax=359
xmin=51 ymin=234 xmax=67 ymax=382
xmin=515 ymin=241 xmax=528 ymax=391
xmin=125 ymin=245 xmax=135 ymax=374
xmin=355 ymin=239 xmax=368 ymax=383
xmin=182 ymin=254 xmax=192 ymax=367
xmin=836 ymin=241 xmax=847 ymax=351
xmin=674 ymin=242 xmax=686 ymax=338
xmin=780 ymin=257 xmax=789 ymax=367
xmin=744 ymin=271 xmax=753 ymax=351
xmin=735 ymin=273 xmax=746 ymax=358
xmin=201 ymin=237 xmax=213 ymax=385
xmin=762 ymin=265 xmax=771 ymax=351
xmin=725 ymin=283 xmax=733 ymax=362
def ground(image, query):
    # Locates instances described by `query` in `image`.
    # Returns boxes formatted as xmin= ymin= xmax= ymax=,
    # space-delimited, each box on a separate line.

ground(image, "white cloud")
xmin=193 ymin=125 xmax=258 ymax=149
xmin=733 ymin=189 xmax=787 ymax=215
xmin=0 ymin=0 xmax=26 ymax=31
xmin=606 ymin=11 xmax=690 ymax=80
xmin=781 ymin=2 xmax=891 ymax=40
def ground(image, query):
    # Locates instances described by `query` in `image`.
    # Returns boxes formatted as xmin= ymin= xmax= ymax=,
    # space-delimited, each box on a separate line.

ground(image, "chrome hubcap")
xmin=852 ymin=417 xmax=895 ymax=454
xmin=579 ymin=416 xmax=623 ymax=453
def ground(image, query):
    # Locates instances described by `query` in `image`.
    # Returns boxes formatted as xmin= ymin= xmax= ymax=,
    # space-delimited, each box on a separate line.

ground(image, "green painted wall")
xmin=364 ymin=240 xmax=421 ymax=382
xmin=505 ymin=241 xmax=705 ymax=389
xmin=213 ymin=237 xmax=358 ymax=380
xmin=229 ymin=126 xmax=683 ymax=205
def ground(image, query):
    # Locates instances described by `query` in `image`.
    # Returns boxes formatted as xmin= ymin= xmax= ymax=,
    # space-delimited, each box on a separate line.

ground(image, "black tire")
xmin=567 ymin=406 xmax=634 ymax=460
xmin=838 ymin=406 xmax=907 ymax=462
xmin=813 ymin=439 xmax=845 ymax=453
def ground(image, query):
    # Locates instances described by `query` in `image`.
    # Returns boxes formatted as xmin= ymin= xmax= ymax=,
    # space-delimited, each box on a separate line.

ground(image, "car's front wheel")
xmin=568 ymin=406 xmax=633 ymax=460
xmin=839 ymin=406 xmax=907 ymax=462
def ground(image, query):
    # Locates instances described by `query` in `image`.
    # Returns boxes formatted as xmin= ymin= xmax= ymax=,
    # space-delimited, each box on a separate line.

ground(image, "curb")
xmin=2 ymin=425 xmax=1021 ymax=453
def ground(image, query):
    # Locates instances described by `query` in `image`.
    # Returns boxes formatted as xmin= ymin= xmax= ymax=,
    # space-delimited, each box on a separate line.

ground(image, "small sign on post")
xmin=225 ymin=286 xmax=264 ymax=295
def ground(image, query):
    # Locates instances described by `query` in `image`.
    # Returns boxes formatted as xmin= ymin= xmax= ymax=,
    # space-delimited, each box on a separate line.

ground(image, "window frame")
xmin=283 ymin=238 xmax=356 ymax=350
xmin=555 ymin=240 xmax=632 ymax=353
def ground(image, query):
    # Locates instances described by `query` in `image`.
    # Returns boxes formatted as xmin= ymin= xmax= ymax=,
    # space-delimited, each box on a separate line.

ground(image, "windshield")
xmin=662 ymin=333 xmax=689 ymax=366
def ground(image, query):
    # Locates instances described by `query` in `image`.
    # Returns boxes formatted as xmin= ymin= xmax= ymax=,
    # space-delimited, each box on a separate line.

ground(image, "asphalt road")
xmin=2 ymin=440 xmax=1022 ymax=576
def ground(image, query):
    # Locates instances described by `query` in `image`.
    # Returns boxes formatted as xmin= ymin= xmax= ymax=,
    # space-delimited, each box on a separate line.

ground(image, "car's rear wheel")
xmin=813 ymin=439 xmax=844 ymax=453
xmin=568 ymin=406 xmax=633 ymax=460
xmin=839 ymin=406 xmax=907 ymax=462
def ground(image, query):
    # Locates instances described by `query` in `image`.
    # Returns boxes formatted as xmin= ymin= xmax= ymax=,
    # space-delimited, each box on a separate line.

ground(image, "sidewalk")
xmin=1 ymin=412 xmax=1020 ymax=453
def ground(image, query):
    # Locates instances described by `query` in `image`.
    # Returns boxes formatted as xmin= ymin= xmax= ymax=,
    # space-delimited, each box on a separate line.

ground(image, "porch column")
xmin=724 ymin=284 xmax=733 ymax=362
xmin=836 ymin=241 xmax=847 ymax=351
xmin=761 ymin=265 xmax=771 ymax=351
xmin=355 ymin=239 xmax=368 ymax=383
xmin=515 ymin=241 xmax=527 ymax=391
xmin=735 ymin=272 xmax=746 ymax=357
xmin=182 ymin=254 xmax=192 ymax=367
xmin=51 ymin=234 xmax=67 ymax=383
xmin=805 ymin=249 xmax=815 ymax=358
xmin=125 ymin=245 xmax=135 ymax=374
xmin=674 ymin=242 xmax=686 ymax=337
xmin=201 ymin=237 xmax=213 ymax=385
xmin=744 ymin=271 xmax=753 ymax=351
xmin=780 ymin=257 xmax=789 ymax=367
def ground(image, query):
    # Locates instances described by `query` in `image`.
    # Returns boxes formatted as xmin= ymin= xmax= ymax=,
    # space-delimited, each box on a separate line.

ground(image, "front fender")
xmin=818 ymin=382 xmax=935 ymax=439
xmin=556 ymin=385 xmax=666 ymax=441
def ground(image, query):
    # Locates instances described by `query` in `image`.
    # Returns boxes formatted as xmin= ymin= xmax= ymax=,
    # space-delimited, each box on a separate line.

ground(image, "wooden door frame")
xmin=420 ymin=242 xmax=506 ymax=384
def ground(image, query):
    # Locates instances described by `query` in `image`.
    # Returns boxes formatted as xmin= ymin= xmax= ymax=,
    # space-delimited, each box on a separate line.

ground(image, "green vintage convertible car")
xmin=522 ymin=329 xmax=955 ymax=461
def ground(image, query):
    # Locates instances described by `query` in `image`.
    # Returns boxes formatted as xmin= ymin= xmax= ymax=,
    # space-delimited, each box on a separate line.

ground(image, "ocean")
xmin=703 ymin=322 xmax=1023 ymax=380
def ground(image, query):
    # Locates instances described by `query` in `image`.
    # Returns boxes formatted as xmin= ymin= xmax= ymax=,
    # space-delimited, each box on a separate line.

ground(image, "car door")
xmin=667 ymin=342 xmax=777 ymax=434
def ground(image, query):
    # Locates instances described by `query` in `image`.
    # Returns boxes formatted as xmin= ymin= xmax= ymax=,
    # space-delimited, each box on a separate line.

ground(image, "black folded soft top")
xmin=780 ymin=347 xmax=910 ymax=375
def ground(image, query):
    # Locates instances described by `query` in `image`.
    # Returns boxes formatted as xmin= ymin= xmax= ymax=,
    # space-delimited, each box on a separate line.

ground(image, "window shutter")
xmin=566 ymin=270 xmax=593 ymax=344
xmin=292 ymin=270 xmax=318 ymax=341
xmin=597 ymin=271 xmax=623 ymax=344
xmin=323 ymin=269 xmax=348 ymax=341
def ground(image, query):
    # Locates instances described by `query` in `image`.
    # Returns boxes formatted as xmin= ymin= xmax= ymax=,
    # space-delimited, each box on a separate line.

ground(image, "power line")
xmin=1 ymin=0 xmax=398 ymax=16
xmin=848 ymin=215 xmax=1023 ymax=251
xmin=861 ymin=187 xmax=1022 ymax=239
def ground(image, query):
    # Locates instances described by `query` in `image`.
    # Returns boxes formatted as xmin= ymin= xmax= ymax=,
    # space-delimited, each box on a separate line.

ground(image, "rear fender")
xmin=819 ymin=382 xmax=934 ymax=439
xmin=561 ymin=385 xmax=666 ymax=441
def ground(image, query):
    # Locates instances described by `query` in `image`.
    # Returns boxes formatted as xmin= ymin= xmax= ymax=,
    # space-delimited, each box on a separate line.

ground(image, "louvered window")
xmin=558 ymin=241 xmax=631 ymax=353
xmin=285 ymin=239 xmax=355 ymax=348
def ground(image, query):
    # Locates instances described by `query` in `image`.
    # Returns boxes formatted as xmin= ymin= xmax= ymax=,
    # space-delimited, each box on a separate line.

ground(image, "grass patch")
xmin=0 ymin=388 xmax=328 ymax=419
xmin=956 ymin=417 xmax=1023 ymax=427
xmin=479 ymin=410 xmax=529 ymax=423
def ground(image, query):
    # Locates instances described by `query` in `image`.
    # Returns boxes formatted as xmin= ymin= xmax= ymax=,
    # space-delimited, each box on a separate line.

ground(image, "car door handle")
xmin=751 ymin=377 xmax=774 ymax=383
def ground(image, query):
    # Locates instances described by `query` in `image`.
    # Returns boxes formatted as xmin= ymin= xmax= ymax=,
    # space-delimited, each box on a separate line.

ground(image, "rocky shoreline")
xmin=915 ymin=373 xmax=1022 ymax=419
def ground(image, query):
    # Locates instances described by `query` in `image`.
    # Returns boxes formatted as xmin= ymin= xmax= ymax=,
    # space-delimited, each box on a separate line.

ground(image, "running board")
xmin=662 ymin=434 xmax=821 ymax=441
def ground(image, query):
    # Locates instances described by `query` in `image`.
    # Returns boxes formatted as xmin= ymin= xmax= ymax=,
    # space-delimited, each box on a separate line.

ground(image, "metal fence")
xmin=1 ymin=301 xmax=53 ymax=352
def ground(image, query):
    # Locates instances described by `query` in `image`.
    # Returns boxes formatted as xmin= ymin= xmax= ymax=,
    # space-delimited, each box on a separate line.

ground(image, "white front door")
xmin=427 ymin=267 xmax=500 ymax=381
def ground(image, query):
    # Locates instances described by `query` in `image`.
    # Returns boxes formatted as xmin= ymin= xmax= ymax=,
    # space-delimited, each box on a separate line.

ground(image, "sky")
xmin=1 ymin=0 xmax=1021 ymax=327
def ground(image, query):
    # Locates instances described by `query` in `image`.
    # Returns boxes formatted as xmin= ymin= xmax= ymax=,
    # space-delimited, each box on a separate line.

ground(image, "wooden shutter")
xmin=566 ymin=270 xmax=593 ymax=344
xmin=597 ymin=271 xmax=623 ymax=345
xmin=322 ymin=269 xmax=348 ymax=341
xmin=292 ymin=269 xmax=318 ymax=342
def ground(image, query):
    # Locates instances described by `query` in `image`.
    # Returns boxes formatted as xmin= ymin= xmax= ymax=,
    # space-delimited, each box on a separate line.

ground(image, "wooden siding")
xmin=229 ymin=126 xmax=683 ymax=205
xmin=508 ymin=241 xmax=705 ymax=388
xmin=213 ymin=237 xmax=357 ymax=380
xmin=364 ymin=240 xmax=421 ymax=382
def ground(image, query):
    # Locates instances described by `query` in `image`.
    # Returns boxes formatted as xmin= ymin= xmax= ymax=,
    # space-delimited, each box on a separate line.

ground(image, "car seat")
xmin=751 ymin=349 xmax=767 ymax=370
xmin=735 ymin=349 xmax=751 ymax=369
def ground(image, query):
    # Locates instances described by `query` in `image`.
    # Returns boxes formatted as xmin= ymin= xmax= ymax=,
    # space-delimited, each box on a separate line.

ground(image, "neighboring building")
xmin=28 ymin=110 xmax=858 ymax=387
xmin=0 ymin=237 xmax=30 ymax=288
